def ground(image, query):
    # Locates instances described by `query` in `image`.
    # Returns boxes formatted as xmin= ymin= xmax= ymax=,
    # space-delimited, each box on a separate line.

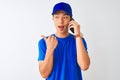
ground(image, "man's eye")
xmin=63 ymin=16 xmax=68 ymax=19
xmin=55 ymin=16 xmax=59 ymax=18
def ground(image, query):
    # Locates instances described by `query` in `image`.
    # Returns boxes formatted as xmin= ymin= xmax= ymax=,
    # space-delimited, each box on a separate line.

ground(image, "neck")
xmin=55 ymin=32 xmax=69 ymax=38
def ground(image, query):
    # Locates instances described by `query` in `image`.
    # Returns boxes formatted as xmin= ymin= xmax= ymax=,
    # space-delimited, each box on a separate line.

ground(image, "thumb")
xmin=41 ymin=35 xmax=47 ymax=41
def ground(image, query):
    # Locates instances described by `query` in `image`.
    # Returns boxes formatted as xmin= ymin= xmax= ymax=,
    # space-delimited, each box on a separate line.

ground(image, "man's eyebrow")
xmin=62 ymin=14 xmax=69 ymax=17
xmin=63 ymin=13 xmax=68 ymax=15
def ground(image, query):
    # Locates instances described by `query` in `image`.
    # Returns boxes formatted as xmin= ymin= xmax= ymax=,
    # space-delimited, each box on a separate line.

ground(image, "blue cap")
xmin=52 ymin=2 xmax=72 ymax=17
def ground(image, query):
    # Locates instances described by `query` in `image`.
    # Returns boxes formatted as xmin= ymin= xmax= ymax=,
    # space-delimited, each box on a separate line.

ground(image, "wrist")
xmin=74 ymin=33 xmax=83 ymax=38
xmin=45 ymin=48 xmax=54 ymax=58
xmin=47 ymin=48 xmax=54 ymax=52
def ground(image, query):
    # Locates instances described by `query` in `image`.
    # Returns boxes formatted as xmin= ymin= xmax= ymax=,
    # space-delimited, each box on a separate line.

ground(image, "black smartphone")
xmin=70 ymin=18 xmax=74 ymax=33
xmin=70 ymin=27 xmax=74 ymax=33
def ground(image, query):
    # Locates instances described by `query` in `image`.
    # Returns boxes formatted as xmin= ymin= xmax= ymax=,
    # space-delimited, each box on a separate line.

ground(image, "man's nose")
xmin=58 ymin=18 xmax=64 ymax=24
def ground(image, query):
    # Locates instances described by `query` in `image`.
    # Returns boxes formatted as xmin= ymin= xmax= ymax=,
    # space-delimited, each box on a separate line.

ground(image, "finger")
xmin=68 ymin=24 xmax=74 ymax=29
xmin=68 ymin=23 xmax=73 ymax=28
xmin=55 ymin=37 xmax=58 ymax=42
xmin=54 ymin=36 xmax=57 ymax=40
xmin=48 ymin=36 xmax=52 ymax=40
xmin=69 ymin=21 xmax=75 ymax=26
xmin=50 ymin=35 xmax=55 ymax=39
xmin=41 ymin=35 xmax=47 ymax=41
xmin=53 ymin=36 xmax=58 ymax=43
xmin=51 ymin=36 xmax=55 ymax=41
xmin=69 ymin=20 xmax=75 ymax=24
xmin=69 ymin=20 xmax=78 ymax=25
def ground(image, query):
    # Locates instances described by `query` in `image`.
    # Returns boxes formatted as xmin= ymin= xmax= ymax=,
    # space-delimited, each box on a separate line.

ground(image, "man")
xmin=38 ymin=2 xmax=90 ymax=80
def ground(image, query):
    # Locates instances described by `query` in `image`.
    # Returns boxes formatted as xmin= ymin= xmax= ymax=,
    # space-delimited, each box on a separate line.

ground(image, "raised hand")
xmin=41 ymin=35 xmax=58 ymax=52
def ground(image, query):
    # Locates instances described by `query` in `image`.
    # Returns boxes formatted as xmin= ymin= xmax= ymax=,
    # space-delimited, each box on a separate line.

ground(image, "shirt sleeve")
xmin=38 ymin=38 xmax=46 ymax=61
xmin=82 ymin=38 xmax=88 ymax=53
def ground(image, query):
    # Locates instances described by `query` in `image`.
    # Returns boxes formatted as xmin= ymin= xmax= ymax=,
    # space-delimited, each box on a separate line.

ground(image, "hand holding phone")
xmin=69 ymin=18 xmax=83 ymax=37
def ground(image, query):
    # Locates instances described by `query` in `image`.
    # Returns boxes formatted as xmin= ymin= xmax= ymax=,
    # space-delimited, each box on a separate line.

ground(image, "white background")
xmin=0 ymin=0 xmax=120 ymax=80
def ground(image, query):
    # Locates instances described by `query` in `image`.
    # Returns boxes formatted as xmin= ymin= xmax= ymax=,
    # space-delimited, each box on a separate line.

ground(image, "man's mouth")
xmin=58 ymin=26 xmax=64 ymax=31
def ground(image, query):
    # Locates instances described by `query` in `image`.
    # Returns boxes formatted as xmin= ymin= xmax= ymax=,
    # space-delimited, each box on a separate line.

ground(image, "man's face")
xmin=53 ymin=10 xmax=71 ymax=34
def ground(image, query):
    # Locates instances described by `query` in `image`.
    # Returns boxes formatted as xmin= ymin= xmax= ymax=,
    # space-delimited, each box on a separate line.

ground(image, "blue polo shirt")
xmin=38 ymin=33 xmax=88 ymax=80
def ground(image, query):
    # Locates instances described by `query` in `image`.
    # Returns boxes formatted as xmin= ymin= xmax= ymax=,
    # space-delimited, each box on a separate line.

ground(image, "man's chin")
xmin=57 ymin=30 xmax=68 ymax=34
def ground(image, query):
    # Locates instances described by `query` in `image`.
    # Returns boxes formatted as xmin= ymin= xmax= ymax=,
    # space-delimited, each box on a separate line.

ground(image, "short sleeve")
xmin=38 ymin=38 xmax=46 ymax=61
xmin=82 ymin=38 xmax=88 ymax=53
